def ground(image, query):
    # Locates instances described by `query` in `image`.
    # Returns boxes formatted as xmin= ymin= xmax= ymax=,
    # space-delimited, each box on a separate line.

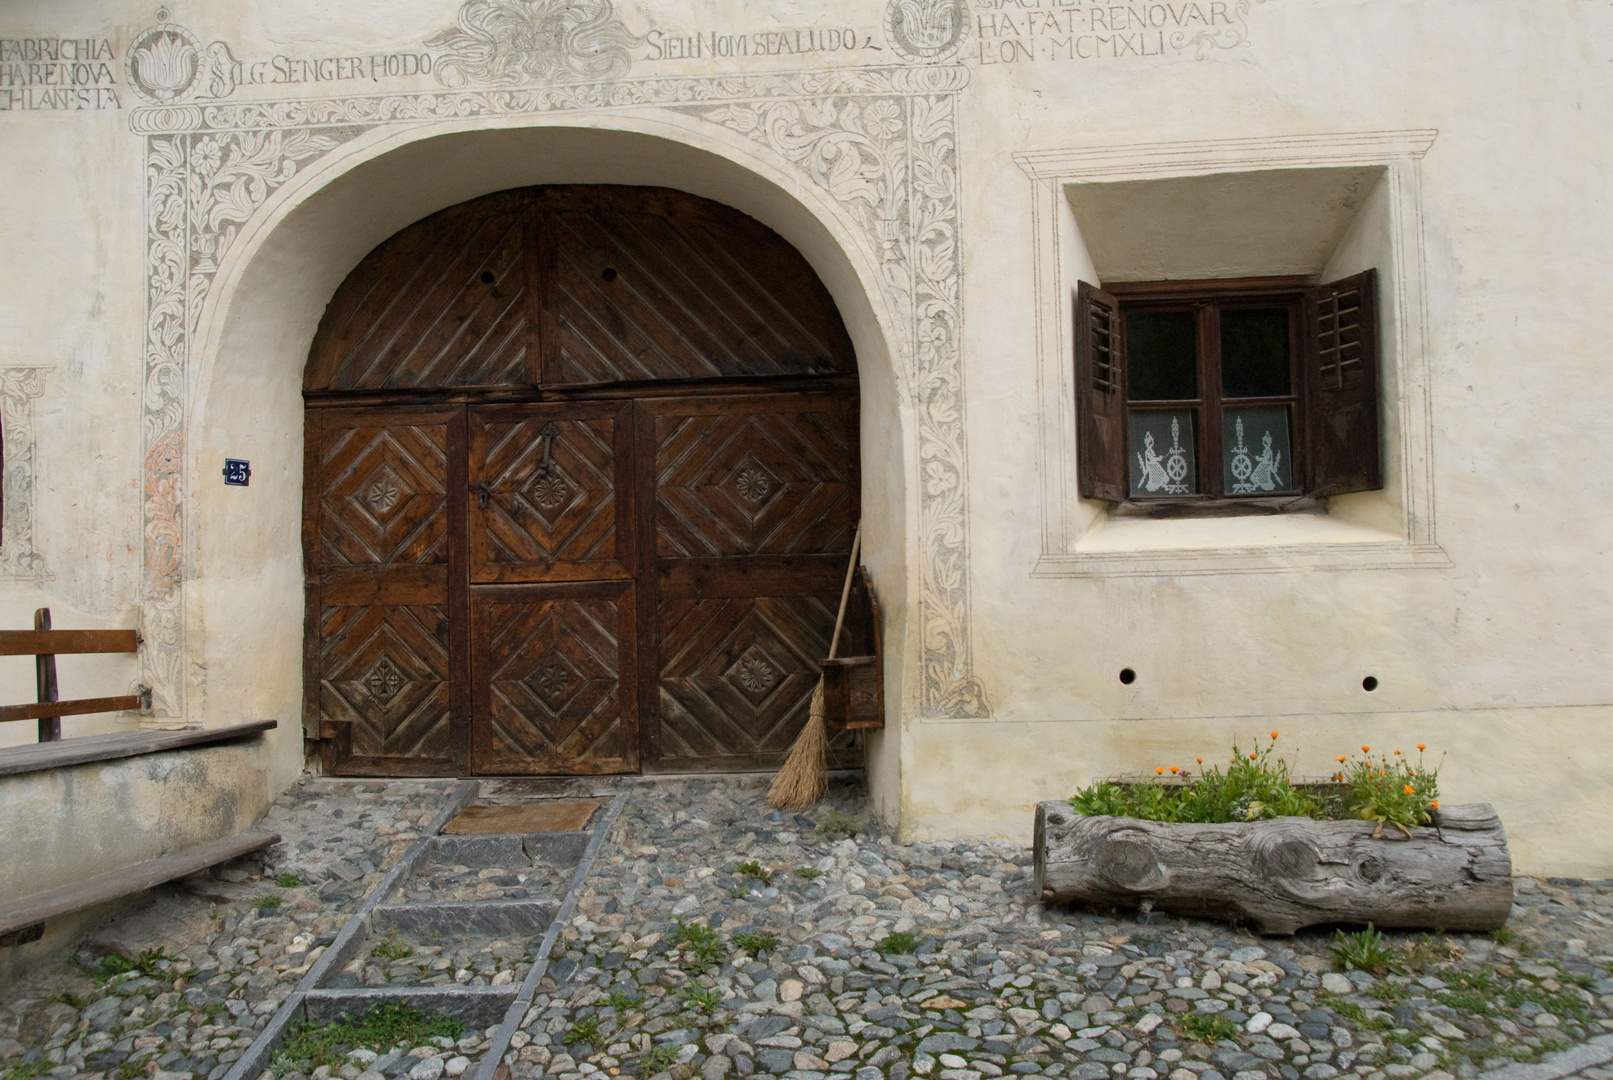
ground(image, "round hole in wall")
xmin=1119 ymin=668 xmax=1136 ymax=685
xmin=1362 ymin=676 xmax=1379 ymax=692
xmin=479 ymin=270 xmax=495 ymax=284
xmin=601 ymin=266 xmax=618 ymax=282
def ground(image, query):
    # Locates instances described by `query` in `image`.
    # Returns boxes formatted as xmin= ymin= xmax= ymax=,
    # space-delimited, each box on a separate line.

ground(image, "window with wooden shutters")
xmin=1073 ymin=272 xmax=1381 ymax=506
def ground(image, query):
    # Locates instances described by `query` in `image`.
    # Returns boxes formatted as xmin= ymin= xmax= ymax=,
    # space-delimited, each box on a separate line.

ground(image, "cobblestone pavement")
xmin=6 ymin=775 xmax=1613 ymax=1080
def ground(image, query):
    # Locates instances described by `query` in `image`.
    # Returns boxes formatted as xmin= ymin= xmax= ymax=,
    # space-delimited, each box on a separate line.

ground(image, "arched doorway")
xmin=302 ymin=185 xmax=861 ymax=777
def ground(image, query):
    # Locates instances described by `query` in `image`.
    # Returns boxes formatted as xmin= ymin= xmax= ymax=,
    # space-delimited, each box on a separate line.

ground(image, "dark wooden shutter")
xmin=1074 ymin=281 xmax=1127 ymax=501
xmin=1305 ymin=269 xmax=1382 ymax=496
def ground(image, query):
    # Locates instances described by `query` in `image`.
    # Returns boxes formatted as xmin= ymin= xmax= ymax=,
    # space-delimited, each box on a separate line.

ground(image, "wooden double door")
xmin=306 ymin=390 xmax=858 ymax=775
xmin=303 ymin=183 xmax=862 ymax=776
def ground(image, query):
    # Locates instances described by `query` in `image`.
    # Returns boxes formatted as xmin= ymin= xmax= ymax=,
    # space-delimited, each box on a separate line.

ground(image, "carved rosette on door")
xmin=303 ymin=186 xmax=862 ymax=777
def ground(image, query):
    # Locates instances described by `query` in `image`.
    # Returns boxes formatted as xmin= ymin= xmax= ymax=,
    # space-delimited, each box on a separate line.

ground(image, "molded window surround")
xmin=1015 ymin=130 xmax=1450 ymax=578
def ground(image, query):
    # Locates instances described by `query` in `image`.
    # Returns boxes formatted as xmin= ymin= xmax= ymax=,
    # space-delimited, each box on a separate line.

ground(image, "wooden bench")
xmin=0 ymin=608 xmax=280 ymax=946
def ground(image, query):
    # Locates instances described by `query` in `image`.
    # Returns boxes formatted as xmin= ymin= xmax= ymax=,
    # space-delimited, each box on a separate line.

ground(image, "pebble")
xmin=6 ymin=775 xmax=1613 ymax=1080
xmin=408 ymin=1055 xmax=445 ymax=1080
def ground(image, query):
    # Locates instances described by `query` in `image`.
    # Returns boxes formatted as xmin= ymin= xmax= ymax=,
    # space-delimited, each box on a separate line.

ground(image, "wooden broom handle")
xmin=828 ymin=522 xmax=862 ymax=661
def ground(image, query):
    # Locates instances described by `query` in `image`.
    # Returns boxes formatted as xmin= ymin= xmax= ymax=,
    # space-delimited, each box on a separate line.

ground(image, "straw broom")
xmin=768 ymin=521 xmax=862 ymax=811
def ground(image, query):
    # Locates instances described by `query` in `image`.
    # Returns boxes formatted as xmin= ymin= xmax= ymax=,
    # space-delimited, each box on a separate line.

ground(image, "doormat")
xmin=442 ymin=801 xmax=600 ymax=836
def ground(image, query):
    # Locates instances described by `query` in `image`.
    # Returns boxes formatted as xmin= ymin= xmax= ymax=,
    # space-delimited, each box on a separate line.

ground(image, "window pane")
xmin=1128 ymin=409 xmax=1197 ymax=498
xmin=1222 ymin=405 xmax=1293 ymax=494
xmin=1125 ymin=311 xmax=1197 ymax=400
xmin=1220 ymin=308 xmax=1291 ymax=397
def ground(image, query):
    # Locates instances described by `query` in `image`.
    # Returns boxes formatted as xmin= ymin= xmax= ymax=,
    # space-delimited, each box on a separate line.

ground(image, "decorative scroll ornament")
xmin=1173 ymin=0 xmax=1260 ymax=60
xmin=1228 ymin=417 xmax=1282 ymax=493
xmin=126 ymin=22 xmax=202 ymax=104
xmin=885 ymin=0 xmax=970 ymax=62
xmin=427 ymin=0 xmax=642 ymax=87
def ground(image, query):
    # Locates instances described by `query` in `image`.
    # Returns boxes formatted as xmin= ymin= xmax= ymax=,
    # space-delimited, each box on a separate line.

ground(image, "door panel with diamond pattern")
xmin=645 ymin=392 xmax=860 ymax=770
xmin=308 ymin=408 xmax=463 ymax=775
xmin=468 ymin=403 xmax=632 ymax=583
xmin=651 ymin=394 xmax=857 ymax=558
xmin=471 ymin=583 xmax=638 ymax=774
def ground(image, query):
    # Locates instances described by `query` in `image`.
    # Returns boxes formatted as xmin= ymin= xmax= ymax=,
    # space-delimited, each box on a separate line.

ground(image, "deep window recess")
xmin=1074 ymin=271 xmax=1381 ymax=506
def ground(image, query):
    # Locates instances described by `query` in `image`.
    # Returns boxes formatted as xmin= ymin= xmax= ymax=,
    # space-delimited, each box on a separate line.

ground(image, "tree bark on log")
xmin=1033 ymin=802 xmax=1513 ymax=935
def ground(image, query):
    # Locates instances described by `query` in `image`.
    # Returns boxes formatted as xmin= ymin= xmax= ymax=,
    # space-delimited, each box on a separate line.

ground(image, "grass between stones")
xmin=270 ymin=1002 xmax=462 ymax=1075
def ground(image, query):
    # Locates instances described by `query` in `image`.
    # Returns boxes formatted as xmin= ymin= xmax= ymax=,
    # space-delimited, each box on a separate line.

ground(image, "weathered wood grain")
xmin=1033 ymin=801 xmax=1513 ymax=935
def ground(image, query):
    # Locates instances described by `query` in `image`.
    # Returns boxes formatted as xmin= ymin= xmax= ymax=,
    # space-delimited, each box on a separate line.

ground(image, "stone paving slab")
xmin=370 ymin=900 xmax=560 ymax=940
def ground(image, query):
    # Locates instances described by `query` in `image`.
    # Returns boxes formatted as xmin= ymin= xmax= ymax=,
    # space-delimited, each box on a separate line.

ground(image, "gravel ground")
xmin=0 ymin=778 xmax=460 ymax=1080
xmin=6 ymin=774 xmax=1613 ymax=1080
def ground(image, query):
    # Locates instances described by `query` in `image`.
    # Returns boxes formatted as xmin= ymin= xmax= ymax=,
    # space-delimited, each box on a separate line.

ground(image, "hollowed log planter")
xmin=1032 ymin=802 xmax=1513 ymax=935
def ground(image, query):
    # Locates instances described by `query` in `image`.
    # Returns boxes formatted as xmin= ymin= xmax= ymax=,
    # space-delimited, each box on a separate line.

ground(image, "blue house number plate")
xmin=222 ymin=459 xmax=251 ymax=486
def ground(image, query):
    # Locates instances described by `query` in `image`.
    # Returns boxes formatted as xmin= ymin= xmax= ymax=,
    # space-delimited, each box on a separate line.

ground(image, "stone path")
xmin=6 ymin=775 xmax=1613 ymax=1080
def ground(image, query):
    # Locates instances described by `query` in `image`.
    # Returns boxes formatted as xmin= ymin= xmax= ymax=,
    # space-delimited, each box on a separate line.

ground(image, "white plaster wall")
xmin=0 ymin=0 xmax=1607 ymax=875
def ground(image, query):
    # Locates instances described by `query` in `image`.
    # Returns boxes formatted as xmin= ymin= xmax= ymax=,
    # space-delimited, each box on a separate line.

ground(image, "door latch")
xmin=535 ymin=423 xmax=561 ymax=477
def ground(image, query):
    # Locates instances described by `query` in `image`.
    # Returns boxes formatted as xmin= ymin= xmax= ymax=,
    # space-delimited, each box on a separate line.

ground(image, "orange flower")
xmin=1430 ymin=799 xmax=1440 ymax=808
xmin=1403 ymin=784 xmax=1415 ymax=794
xmin=1336 ymin=755 xmax=1347 ymax=763
xmin=1249 ymin=753 xmax=1258 ymax=760
xmin=1155 ymin=767 xmax=1165 ymax=775
xmin=1417 ymin=744 xmax=1427 ymax=751
xmin=1196 ymin=757 xmax=1203 ymax=764
xmin=1270 ymin=731 xmax=1279 ymax=740
xmin=1394 ymin=749 xmax=1402 ymax=755
xmin=1362 ymin=745 xmax=1370 ymax=752
xmin=1170 ymin=766 xmax=1180 ymax=774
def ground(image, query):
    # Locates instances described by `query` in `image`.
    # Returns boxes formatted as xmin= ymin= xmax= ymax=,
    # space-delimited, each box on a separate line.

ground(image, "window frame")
xmin=1076 ymin=270 xmax=1382 ymax=516
xmin=1108 ymin=276 xmax=1310 ymax=509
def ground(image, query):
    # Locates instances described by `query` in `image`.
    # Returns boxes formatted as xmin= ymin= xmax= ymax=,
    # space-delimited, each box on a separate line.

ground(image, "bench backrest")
xmin=0 ymin=608 xmax=144 ymax=742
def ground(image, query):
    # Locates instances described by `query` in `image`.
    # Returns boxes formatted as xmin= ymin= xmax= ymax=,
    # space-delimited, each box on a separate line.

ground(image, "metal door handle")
xmin=536 ymin=423 xmax=561 ymax=477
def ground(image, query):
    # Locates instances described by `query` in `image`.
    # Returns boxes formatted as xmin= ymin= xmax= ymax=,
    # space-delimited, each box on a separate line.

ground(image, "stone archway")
xmin=163 ymin=102 xmax=982 ymax=819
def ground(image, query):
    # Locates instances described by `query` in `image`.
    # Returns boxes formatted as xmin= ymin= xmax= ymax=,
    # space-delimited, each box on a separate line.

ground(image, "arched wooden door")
xmin=302 ymin=186 xmax=861 ymax=776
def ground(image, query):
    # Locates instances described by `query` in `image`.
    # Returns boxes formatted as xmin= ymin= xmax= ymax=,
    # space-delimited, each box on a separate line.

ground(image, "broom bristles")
xmin=768 ymin=680 xmax=829 ymax=810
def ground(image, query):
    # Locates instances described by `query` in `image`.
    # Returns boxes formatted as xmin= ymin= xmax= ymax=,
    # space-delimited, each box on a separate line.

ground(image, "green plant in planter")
xmin=1068 ymin=734 xmax=1443 ymax=830
xmin=1069 ymin=733 xmax=1319 ymax=823
xmin=1336 ymin=745 xmax=1442 ymax=838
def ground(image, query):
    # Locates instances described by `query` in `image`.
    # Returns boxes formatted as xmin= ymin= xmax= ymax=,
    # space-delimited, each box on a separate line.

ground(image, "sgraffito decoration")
xmin=0 ymin=367 xmax=50 ymax=579
xmin=428 ymin=0 xmax=642 ymax=86
xmin=884 ymin=0 xmax=970 ymax=62
xmin=125 ymin=21 xmax=202 ymax=104
xmin=128 ymin=2 xmax=991 ymax=721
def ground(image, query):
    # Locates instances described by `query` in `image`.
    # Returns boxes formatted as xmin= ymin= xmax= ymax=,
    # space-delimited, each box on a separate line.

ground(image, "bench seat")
xmin=0 ymin=719 xmax=275 ymax=778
